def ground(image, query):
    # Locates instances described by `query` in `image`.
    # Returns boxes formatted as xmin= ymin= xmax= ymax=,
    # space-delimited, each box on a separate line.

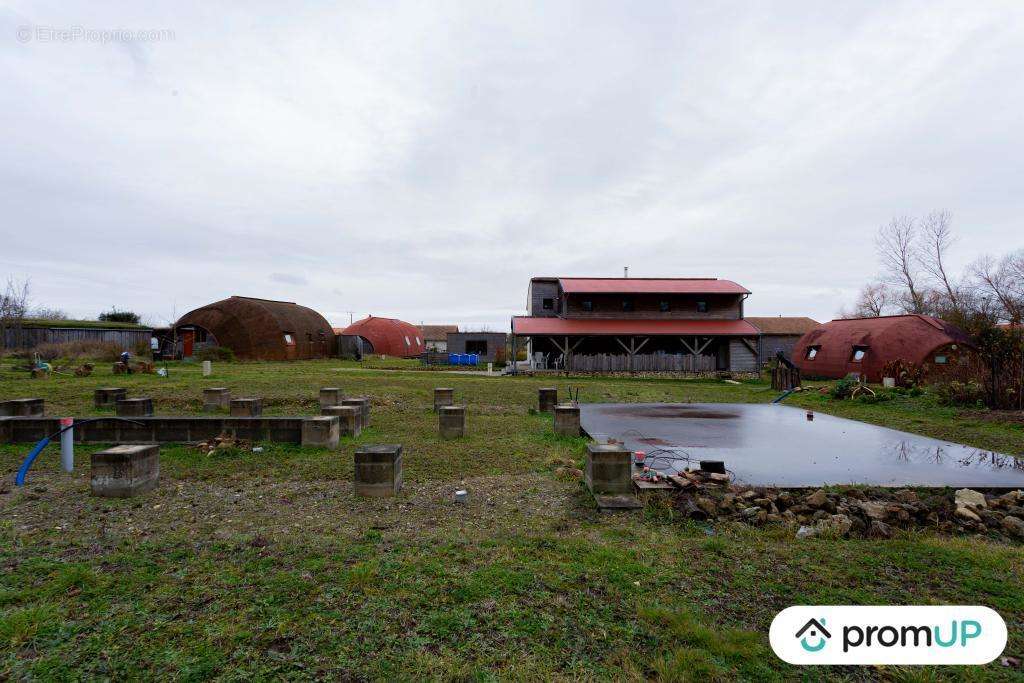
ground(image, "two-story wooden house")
xmin=511 ymin=277 xmax=760 ymax=372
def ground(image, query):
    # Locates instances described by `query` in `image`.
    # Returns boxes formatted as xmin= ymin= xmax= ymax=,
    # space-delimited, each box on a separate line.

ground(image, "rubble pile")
xmin=673 ymin=476 xmax=1024 ymax=541
xmin=194 ymin=434 xmax=252 ymax=456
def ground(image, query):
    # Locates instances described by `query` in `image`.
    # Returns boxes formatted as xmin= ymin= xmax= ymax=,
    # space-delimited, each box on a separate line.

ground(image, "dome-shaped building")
xmin=342 ymin=316 xmax=424 ymax=357
xmin=174 ymin=296 xmax=334 ymax=360
xmin=793 ymin=314 xmax=974 ymax=382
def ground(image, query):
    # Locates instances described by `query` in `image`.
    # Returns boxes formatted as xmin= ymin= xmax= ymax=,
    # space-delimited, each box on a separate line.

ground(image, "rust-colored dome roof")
xmin=342 ymin=316 xmax=424 ymax=357
xmin=793 ymin=314 xmax=974 ymax=382
xmin=175 ymin=296 xmax=334 ymax=361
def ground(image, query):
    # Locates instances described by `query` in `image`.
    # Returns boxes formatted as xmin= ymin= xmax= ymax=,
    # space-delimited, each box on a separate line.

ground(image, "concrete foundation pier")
xmin=115 ymin=398 xmax=154 ymax=417
xmin=342 ymin=398 xmax=370 ymax=427
xmin=538 ymin=387 xmax=558 ymax=413
xmin=91 ymin=444 xmax=159 ymax=497
xmin=319 ymin=388 xmax=344 ymax=411
xmin=553 ymin=404 xmax=581 ymax=437
xmin=433 ymin=388 xmax=454 ymax=411
xmin=354 ymin=444 xmax=403 ymax=497
xmin=230 ymin=398 xmax=263 ymax=417
xmin=301 ymin=416 xmax=340 ymax=450
xmin=438 ymin=405 xmax=466 ymax=439
xmin=0 ymin=398 xmax=44 ymax=417
xmin=94 ymin=388 xmax=127 ymax=408
xmin=202 ymin=388 xmax=231 ymax=412
xmin=322 ymin=405 xmax=361 ymax=436
xmin=585 ymin=443 xmax=633 ymax=495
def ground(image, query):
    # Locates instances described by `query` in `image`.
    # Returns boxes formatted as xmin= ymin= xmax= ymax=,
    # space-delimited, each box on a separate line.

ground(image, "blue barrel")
xmin=458 ymin=354 xmax=469 ymax=365
xmin=469 ymin=354 xmax=479 ymax=366
xmin=448 ymin=353 xmax=457 ymax=365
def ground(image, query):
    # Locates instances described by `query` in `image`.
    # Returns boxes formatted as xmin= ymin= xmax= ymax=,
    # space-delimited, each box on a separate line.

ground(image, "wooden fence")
xmin=1 ymin=326 xmax=153 ymax=350
xmin=567 ymin=353 xmax=717 ymax=373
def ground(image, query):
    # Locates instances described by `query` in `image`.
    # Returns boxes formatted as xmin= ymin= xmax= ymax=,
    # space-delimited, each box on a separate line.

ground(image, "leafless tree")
xmin=839 ymin=281 xmax=893 ymax=318
xmin=972 ymin=251 xmax=1024 ymax=323
xmin=876 ymin=215 xmax=927 ymax=314
xmin=0 ymin=277 xmax=31 ymax=351
xmin=918 ymin=210 xmax=962 ymax=312
xmin=29 ymin=307 xmax=68 ymax=321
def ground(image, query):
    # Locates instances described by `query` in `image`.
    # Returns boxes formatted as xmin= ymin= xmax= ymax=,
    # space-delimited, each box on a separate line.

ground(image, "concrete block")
xmin=342 ymin=398 xmax=370 ymax=427
xmin=538 ymin=387 xmax=558 ymax=413
xmin=322 ymin=405 xmax=361 ymax=436
xmin=0 ymin=398 xmax=44 ymax=417
xmin=202 ymin=387 xmax=231 ymax=411
xmin=585 ymin=443 xmax=633 ymax=495
xmin=553 ymin=404 xmax=581 ymax=437
xmin=91 ymin=444 xmax=159 ymax=497
xmin=302 ymin=416 xmax=340 ymax=450
xmin=230 ymin=398 xmax=262 ymax=417
xmin=116 ymin=398 xmax=154 ymax=417
xmin=438 ymin=405 xmax=466 ymax=439
xmin=354 ymin=444 xmax=402 ymax=497
xmin=94 ymin=387 xmax=127 ymax=408
xmin=319 ymin=388 xmax=344 ymax=410
xmin=433 ymin=387 xmax=454 ymax=411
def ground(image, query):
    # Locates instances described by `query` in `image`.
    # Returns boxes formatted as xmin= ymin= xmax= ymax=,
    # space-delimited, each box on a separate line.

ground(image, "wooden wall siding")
xmin=758 ymin=334 xmax=803 ymax=365
xmin=446 ymin=332 xmax=508 ymax=362
xmin=728 ymin=338 xmax=758 ymax=372
xmin=528 ymin=280 xmax=560 ymax=317
xmin=562 ymin=293 xmax=742 ymax=320
xmin=568 ymin=353 xmax=717 ymax=373
xmin=2 ymin=327 xmax=152 ymax=350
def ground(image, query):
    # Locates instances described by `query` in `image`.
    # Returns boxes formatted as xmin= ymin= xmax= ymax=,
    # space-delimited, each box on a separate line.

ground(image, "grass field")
xmin=1 ymin=358 xmax=1022 ymax=680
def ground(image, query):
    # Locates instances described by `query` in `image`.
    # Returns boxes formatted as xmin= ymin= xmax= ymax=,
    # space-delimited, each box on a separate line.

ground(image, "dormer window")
xmin=622 ymin=298 xmax=634 ymax=312
xmin=805 ymin=345 xmax=820 ymax=360
xmin=696 ymin=301 xmax=708 ymax=313
xmin=851 ymin=345 xmax=868 ymax=362
xmin=283 ymin=333 xmax=295 ymax=345
xmin=582 ymin=300 xmax=593 ymax=312
xmin=659 ymin=300 xmax=670 ymax=312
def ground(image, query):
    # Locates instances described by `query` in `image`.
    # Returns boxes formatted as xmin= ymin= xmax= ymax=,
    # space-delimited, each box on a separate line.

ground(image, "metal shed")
xmin=792 ymin=314 xmax=975 ymax=382
xmin=342 ymin=316 xmax=424 ymax=358
xmin=173 ymin=296 xmax=334 ymax=361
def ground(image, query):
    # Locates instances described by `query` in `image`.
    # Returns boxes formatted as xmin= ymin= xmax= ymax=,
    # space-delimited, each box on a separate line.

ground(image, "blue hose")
xmin=15 ymin=437 xmax=51 ymax=487
xmin=772 ymin=389 xmax=794 ymax=404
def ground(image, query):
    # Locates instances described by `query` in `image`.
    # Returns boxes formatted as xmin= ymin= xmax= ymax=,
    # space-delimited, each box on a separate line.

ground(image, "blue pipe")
xmin=772 ymin=389 xmax=795 ymax=404
xmin=15 ymin=437 xmax=51 ymax=487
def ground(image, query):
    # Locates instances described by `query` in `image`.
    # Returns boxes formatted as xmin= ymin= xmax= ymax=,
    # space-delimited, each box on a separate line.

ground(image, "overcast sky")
xmin=2 ymin=2 xmax=1022 ymax=330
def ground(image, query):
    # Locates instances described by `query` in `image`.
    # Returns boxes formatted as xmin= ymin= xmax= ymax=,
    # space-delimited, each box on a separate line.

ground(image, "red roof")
xmin=341 ymin=316 xmax=425 ymax=357
xmin=557 ymin=278 xmax=749 ymax=295
xmin=512 ymin=317 xmax=758 ymax=336
xmin=792 ymin=315 xmax=974 ymax=382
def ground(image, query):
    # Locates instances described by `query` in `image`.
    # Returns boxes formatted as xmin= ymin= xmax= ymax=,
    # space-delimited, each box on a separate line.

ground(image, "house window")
xmin=466 ymin=340 xmax=488 ymax=355
xmin=659 ymin=300 xmax=670 ymax=312
xmin=805 ymin=345 xmax=820 ymax=360
xmin=934 ymin=355 xmax=948 ymax=364
xmin=696 ymin=301 xmax=708 ymax=313
xmin=283 ymin=334 xmax=294 ymax=345
xmin=851 ymin=345 xmax=868 ymax=362
xmin=415 ymin=336 xmax=421 ymax=345
xmin=582 ymin=300 xmax=593 ymax=312
xmin=404 ymin=336 xmax=411 ymax=347
xmin=542 ymin=298 xmax=554 ymax=310
xmin=622 ymin=298 xmax=634 ymax=312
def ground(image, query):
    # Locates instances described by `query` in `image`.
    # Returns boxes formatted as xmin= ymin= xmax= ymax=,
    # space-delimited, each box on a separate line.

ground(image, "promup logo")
xmin=770 ymin=606 xmax=1006 ymax=665
xmin=795 ymin=618 xmax=831 ymax=652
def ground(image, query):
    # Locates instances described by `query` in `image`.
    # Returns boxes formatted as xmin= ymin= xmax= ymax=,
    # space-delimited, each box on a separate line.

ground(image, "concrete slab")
xmin=580 ymin=402 xmax=1024 ymax=488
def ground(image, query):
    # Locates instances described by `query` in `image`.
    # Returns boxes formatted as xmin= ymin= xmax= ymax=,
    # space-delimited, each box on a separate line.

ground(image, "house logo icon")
xmin=795 ymin=618 xmax=831 ymax=652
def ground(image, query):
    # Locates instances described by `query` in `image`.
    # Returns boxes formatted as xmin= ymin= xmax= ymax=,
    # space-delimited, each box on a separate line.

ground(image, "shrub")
xmin=98 ymin=308 xmax=141 ymax=324
xmin=195 ymin=346 xmax=235 ymax=362
xmin=934 ymin=380 xmax=986 ymax=407
xmin=881 ymin=358 xmax=925 ymax=388
xmin=830 ymin=379 xmax=856 ymax=400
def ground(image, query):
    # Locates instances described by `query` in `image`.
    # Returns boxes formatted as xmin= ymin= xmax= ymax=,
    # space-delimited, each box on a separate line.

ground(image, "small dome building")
xmin=174 ymin=296 xmax=334 ymax=360
xmin=342 ymin=316 xmax=424 ymax=357
xmin=793 ymin=314 xmax=974 ymax=382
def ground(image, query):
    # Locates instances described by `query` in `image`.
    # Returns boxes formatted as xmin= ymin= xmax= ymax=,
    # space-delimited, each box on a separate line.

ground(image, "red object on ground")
xmin=511 ymin=317 xmax=759 ymax=336
xmin=342 ymin=316 xmax=425 ymax=357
